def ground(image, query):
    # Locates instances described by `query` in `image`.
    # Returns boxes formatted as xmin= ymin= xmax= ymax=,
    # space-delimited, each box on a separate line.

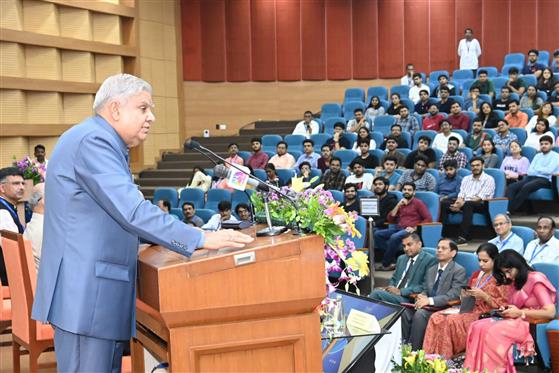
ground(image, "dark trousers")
xmin=401 ymin=308 xmax=435 ymax=350
xmin=441 ymin=200 xmax=488 ymax=239
xmin=506 ymin=176 xmax=550 ymax=212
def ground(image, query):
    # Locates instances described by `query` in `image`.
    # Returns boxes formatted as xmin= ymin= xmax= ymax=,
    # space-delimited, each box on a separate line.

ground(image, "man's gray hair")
xmin=92 ymin=74 xmax=152 ymax=113
xmin=28 ymin=189 xmax=44 ymax=210
xmin=494 ymin=213 xmax=512 ymax=224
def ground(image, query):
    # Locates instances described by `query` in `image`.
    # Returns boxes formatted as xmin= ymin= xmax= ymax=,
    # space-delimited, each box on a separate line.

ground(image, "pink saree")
xmin=463 ymin=272 xmax=557 ymax=373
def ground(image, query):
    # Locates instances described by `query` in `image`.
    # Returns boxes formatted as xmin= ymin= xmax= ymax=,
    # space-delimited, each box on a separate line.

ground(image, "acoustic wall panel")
xmin=61 ymin=51 xmax=94 ymax=83
xmin=326 ymin=0 xmax=352 ymax=80
xmin=92 ymin=13 xmax=122 ymax=45
xmin=22 ymin=0 xmax=59 ymax=36
xmin=26 ymin=92 xmax=63 ymax=124
xmin=94 ymin=54 xmax=123 ymax=83
xmin=481 ymin=0 xmax=509 ymax=68
xmin=63 ymin=94 xmax=93 ymax=125
xmin=225 ymin=0 xmax=251 ymax=82
xmin=378 ymin=0 xmax=404 ymax=78
xmin=301 ymin=0 xmax=326 ymax=80
xmin=199 ymin=0 xmax=226 ymax=82
xmin=538 ymin=1 xmax=559 ymax=53
xmin=59 ymin=7 xmax=92 ymax=40
xmin=0 ymin=42 xmax=25 ymax=77
xmin=352 ymin=0 xmax=378 ymax=79
xmin=251 ymin=0 xmax=277 ymax=81
xmin=510 ymin=0 xmax=537 ymax=54
xmin=0 ymin=0 xmax=23 ymax=30
xmin=0 ymin=137 xmax=28 ymax=167
xmin=276 ymin=1 xmax=301 ymax=81
xmin=404 ymin=0 xmax=429 ymax=75
xmin=25 ymin=46 xmax=61 ymax=80
xmin=0 ymin=90 xmax=25 ymax=123
xmin=429 ymin=0 xmax=455 ymax=72
xmin=181 ymin=0 xmax=202 ymax=80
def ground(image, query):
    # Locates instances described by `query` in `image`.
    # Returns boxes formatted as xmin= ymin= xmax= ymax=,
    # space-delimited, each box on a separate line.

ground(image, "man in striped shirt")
xmin=440 ymin=157 xmax=495 ymax=245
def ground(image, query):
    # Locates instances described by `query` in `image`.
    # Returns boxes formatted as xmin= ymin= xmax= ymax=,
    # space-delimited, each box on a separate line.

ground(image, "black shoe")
xmin=377 ymin=264 xmax=396 ymax=272
xmin=455 ymin=236 xmax=468 ymax=245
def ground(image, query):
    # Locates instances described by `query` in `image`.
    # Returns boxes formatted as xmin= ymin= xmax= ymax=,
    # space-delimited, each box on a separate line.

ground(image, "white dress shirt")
xmin=202 ymin=214 xmax=239 ymax=231
xmin=457 ymin=38 xmax=481 ymax=70
xmin=409 ymin=84 xmax=431 ymax=104
xmin=292 ymin=120 xmax=319 ymax=139
xmin=523 ymin=236 xmax=559 ymax=265
xmin=432 ymin=132 xmax=464 ymax=153
xmin=23 ymin=213 xmax=44 ymax=271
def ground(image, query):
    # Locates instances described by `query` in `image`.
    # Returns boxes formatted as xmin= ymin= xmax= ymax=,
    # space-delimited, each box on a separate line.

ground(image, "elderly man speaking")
xmin=32 ymin=74 xmax=253 ymax=372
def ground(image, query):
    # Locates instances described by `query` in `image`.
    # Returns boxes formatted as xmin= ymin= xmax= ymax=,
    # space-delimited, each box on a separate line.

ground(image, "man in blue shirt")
xmin=32 ymin=74 xmax=253 ymax=372
xmin=488 ymin=214 xmax=525 ymax=253
xmin=438 ymin=159 xmax=462 ymax=201
xmin=507 ymin=135 xmax=559 ymax=213
xmin=522 ymin=49 xmax=546 ymax=78
xmin=294 ymin=139 xmax=321 ymax=168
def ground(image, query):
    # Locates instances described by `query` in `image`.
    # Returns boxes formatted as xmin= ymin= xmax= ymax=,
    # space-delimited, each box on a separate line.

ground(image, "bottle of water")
xmin=333 ymin=295 xmax=346 ymax=336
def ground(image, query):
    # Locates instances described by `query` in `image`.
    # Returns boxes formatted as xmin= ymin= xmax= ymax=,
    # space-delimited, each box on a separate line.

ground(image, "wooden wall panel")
xmin=352 ymin=0 xmax=377 ymax=79
xmin=455 ymin=0 xmax=482 ymax=68
xmin=199 ymin=1 xmax=226 ymax=82
xmin=225 ymin=0 xmax=251 ymax=82
xmin=429 ymin=0 xmax=455 ymax=72
xmin=378 ymin=0 xmax=404 ymax=78
xmin=181 ymin=0 xmax=201 ymax=80
xmin=404 ymin=0 xmax=429 ymax=75
xmin=325 ymin=0 xmax=352 ymax=80
xmin=537 ymin=0 xmax=559 ymax=53
xmin=301 ymin=0 xmax=326 ymax=80
xmin=481 ymin=0 xmax=509 ymax=69
xmin=250 ymin=0 xmax=277 ymax=81
xmin=276 ymin=1 xmax=301 ymax=81
xmin=510 ymin=0 xmax=537 ymax=54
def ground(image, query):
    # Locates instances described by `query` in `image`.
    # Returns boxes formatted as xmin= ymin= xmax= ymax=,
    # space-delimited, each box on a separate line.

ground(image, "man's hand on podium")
xmin=203 ymin=229 xmax=254 ymax=250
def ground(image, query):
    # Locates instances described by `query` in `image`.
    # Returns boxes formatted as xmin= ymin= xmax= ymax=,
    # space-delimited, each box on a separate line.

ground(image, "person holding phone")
xmin=422 ymin=243 xmax=508 ymax=358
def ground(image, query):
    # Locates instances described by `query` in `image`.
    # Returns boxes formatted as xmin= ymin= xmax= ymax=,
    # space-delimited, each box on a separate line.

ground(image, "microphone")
xmin=184 ymin=139 xmax=202 ymax=151
xmin=213 ymin=164 xmax=273 ymax=192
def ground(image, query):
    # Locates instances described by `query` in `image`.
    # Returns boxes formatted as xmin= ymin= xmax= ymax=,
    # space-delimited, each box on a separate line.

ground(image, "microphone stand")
xmin=185 ymin=141 xmax=303 ymax=236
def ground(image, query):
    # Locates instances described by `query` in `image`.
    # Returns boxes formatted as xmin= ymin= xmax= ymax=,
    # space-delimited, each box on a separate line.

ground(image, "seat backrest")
xmin=501 ymin=63 xmax=522 ymax=76
xmin=276 ymin=169 xmax=295 ymax=186
xmin=412 ymin=130 xmax=437 ymax=149
xmin=537 ymin=50 xmax=550 ymax=66
xmin=390 ymin=85 xmax=410 ymax=99
xmin=371 ymin=131 xmax=384 ymax=147
xmin=237 ymin=151 xmax=251 ymax=163
xmin=521 ymin=146 xmax=538 ymax=162
xmin=422 ymin=247 xmax=436 ymax=257
xmin=179 ymin=187 xmax=205 ymax=209
xmin=324 ymin=117 xmax=345 ymax=135
xmin=328 ymin=189 xmax=344 ymax=203
xmin=400 ymin=98 xmax=414 ymax=113
xmin=261 ymin=134 xmax=282 ymax=147
xmin=458 ymin=146 xmax=473 ymax=161
xmin=476 ymin=67 xmax=499 ymax=77
xmin=334 ymin=150 xmax=358 ymax=168
xmin=429 ymin=70 xmax=449 ymax=83
xmin=343 ymin=101 xmax=366 ymax=120
xmin=520 ymin=107 xmax=534 ymax=120
xmin=415 ymin=191 xmax=440 ymax=221
xmin=153 ymin=187 xmax=179 ymax=208
xmin=170 ymin=208 xmax=183 ymax=220
xmin=367 ymin=86 xmax=388 ymax=101
xmin=310 ymin=133 xmax=330 ymax=148
xmin=453 ymin=69 xmax=474 ymax=81
xmin=493 ymin=77 xmax=508 ymax=90
xmin=344 ymin=88 xmax=366 ymax=104
xmin=321 ymin=103 xmax=342 ymax=120
xmin=450 ymin=95 xmax=465 ymax=107
xmin=504 ymin=52 xmax=525 ymax=66
xmin=509 ymin=127 xmax=527 ymax=145
xmin=522 ymin=74 xmax=537 ymax=87
xmin=532 ymin=263 xmax=559 ymax=311
xmin=511 ymin=226 xmax=536 ymax=250
xmin=484 ymin=168 xmax=506 ymax=198
xmin=252 ymin=168 xmax=267 ymax=181
xmin=195 ymin=209 xmax=216 ymax=223
xmin=373 ymin=115 xmax=396 ymax=136
xmin=206 ymin=189 xmax=232 ymax=207
xmin=1 ymin=231 xmax=36 ymax=343
xmin=284 ymin=134 xmax=306 ymax=147
xmin=345 ymin=216 xmax=366 ymax=249
xmin=455 ymin=252 xmax=480 ymax=278
xmin=288 ymin=150 xmax=302 ymax=160
xmin=460 ymin=79 xmax=475 ymax=97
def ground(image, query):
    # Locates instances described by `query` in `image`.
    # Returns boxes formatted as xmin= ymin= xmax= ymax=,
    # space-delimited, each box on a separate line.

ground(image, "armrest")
xmin=448 ymin=300 xmax=461 ymax=306
xmin=529 ymin=317 xmax=557 ymax=325
xmin=1 ymin=286 xmax=9 ymax=299
xmin=487 ymin=198 xmax=509 ymax=222
xmin=553 ymin=174 xmax=559 ymax=201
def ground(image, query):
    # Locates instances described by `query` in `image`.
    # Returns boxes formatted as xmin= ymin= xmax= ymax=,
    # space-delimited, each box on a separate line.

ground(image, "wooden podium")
xmin=132 ymin=226 xmax=326 ymax=372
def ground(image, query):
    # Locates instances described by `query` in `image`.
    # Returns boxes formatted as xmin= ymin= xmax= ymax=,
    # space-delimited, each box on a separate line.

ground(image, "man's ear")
xmin=107 ymin=100 xmax=120 ymax=121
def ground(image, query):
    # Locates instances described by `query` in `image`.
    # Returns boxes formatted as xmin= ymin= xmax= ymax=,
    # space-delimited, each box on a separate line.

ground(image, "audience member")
xmin=507 ymin=136 xmax=559 ymax=212
xmin=264 ymin=163 xmax=281 ymax=187
xmin=523 ymin=216 xmax=559 ymax=265
xmin=235 ymin=203 xmax=253 ymax=223
xmin=493 ymin=86 xmax=513 ymax=112
xmin=326 ymin=123 xmax=351 ymax=150
xmin=372 ymin=176 xmax=398 ymax=226
xmin=432 ymin=76 xmax=455 ymax=97
xmin=182 ymin=202 xmax=204 ymax=228
xmin=374 ymin=182 xmax=432 ymax=271
xmin=396 ymin=156 xmax=436 ymax=192
xmin=438 ymin=160 xmax=462 ymax=202
xmin=402 ymin=238 xmax=467 ymax=350
xmin=395 ymin=106 xmax=419 ymax=138
xmin=520 ymin=85 xmax=544 ymax=111
xmin=437 ymin=136 xmax=467 ymax=171
xmin=441 ymin=157 xmax=496 ymax=245
xmin=433 ymin=122 xmax=464 ymax=153
xmin=447 ymin=102 xmax=470 ymax=131
xmin=297 ymin=161 xmax=313 ymax=183
xmin=551 ymin=82 xmax=559 ymax=107
xmin=525 ymin=118 xmax=555 ymax=150
xmin=246 ymin=137 xmax=269 ymax=169
xmin=414 ymin=90 xmax=431 ymax=116
xmin=351 ymin=140 xmax=379 ymax=169
xmin=320 ymin=157 xmax=346 ymax=191
xmin=536 ymin=68 xmax=558 ymax=97
xmin=465 ymin=86 xmax=482 ymax=114
xmin=346 ymin=108 xmax=369 ymax=133
xmin=471 ymin=69 xmax=496 ymax=97
xmin=505 ymin=67 xmax=527 ymax=96
xmin=23 ymin=183 xmax=45 ymax=270
xmin=526 ymin=101 xmax=557 ymax=132
xmin=294 ymin=139 xmax=320 ymax=168
xmin=401 ymin=63 xmax=415 ymax=87
xmin=422 ymin=104 xmax=444 ymax=132
xmin=387 ymin=93 xmax=404 ymax=117
xmin=33 ymin=144 xmax=48 ymax=168
xmin=475 ymin=102 xmax=500 ymax=129
xmin=0 ymin=167 xmax=26 ymax=235
xmin=345 ymin=159 xmax=374 ymax=190
xmin=382 ymin=136 xmax=406 ymax=167
xmin=409 ymin=74 xmax=430 ymax=104
xmin=342 ymin=183 xmax=360 ymax=214
xmin=188 ymin=166 xmax=212 ymax=192
xmin=404 ymin=136 xmax=436 ymax=169
xmin=457 ymin=28 xmax=481 ymax=72
xmin=464 ymin=250 xmax=557 ymax=372
xmin=423 ymin=243 xmax=506 ymax=358
xmin=376 ymin=157 xmax=400 ymax=189
xmin=365 ymin=95 xmax=385 ymax=123
xmin=479 ymin=139 xmax=500 ymax=168
xmin=381 ymin=124 xmax=409 ymax=149
xmin=156 ymin=200 xmax=171 ymax=213
xmin=369 ymin=233 xmax=437 ymax=304
xmin=488 ymin=214 xmax=524 ymax=253
xmin=317 ymin=144 xmax=332 ymax=172
xmin=521 ymin=49 xmax=546 ymax=78
xmin=500 ymin=140 xmax=530 ymax=184
xmin=504 ymin=100 xmax=528 ymax=128
xmin=351 ymin=127 xmax=377 ymax=153
xmin=493 ymin=119 xmax=518 ymax=153
xmin=202 ymin=201 xmax=238 ymax=231
xmin=553 ymin=50 xmax=559 ymax=73
xmin=465 ymin=120 xmax=491 ymax=151
xmin=224 ymin=142 xmax=244 ymax=167
xmin=436 ymin=86 xmax=455 ymax=114
xmin=268 ymin=141 xmax=296 ymax=169
xmin=292 ymin=111 xmax=319 ymax=138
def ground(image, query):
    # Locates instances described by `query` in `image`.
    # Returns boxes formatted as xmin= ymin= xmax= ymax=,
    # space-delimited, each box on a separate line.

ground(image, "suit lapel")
xmin=437 ymin=261 xmax=455 ymax=292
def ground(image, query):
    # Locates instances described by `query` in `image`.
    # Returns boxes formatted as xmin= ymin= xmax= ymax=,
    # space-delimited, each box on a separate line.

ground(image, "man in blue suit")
xmin=32 ymin=74 xmax=253 ymax=372
xmin=369 ymin=232 xmax=437 ymax=304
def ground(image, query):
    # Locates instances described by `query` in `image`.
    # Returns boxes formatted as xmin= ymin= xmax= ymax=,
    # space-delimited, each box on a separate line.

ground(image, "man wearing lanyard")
xmin=0 ymin=167 xmax=27 ymax=285
xmin=488 ymin=214 xmax=525 ymax=253
xmin=457 ymin=28 xmax=481 ymax=75
xmin=524 ymin=216 xmax=559 ymax=265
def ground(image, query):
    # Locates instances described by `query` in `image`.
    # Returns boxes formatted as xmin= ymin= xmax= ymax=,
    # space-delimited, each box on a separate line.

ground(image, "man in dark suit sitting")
xmin=369 ymin=232 xmax=437 ymax=304
xmin=401 ymin=238 xmax=467 ymax=350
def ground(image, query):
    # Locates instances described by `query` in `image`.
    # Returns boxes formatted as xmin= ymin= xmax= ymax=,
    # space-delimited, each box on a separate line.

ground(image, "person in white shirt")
xmin=202 ymin=200 xmax=238 ymax=231
xmin=432 ymin=120 xmax=464 ymax=153
xmin=408 ymin=73 xmax=430 ymax=104
xmin=457 ymin=28 xmax=481 ymax=72
xmin=488 ymin=214 xmax=525 ymax=253
xmin=401 ymin=63 xmax=415 ymax=87
xmin=188 ymin=166 xmax=212 ymax=192
xmin=23 ymin=183 xmax=45 ymax=271
xmin=292 ymin=111 xmax=319 ymax=139
xmin=523 ymin=216 xmax=559 ymax=265
xmin=345 ymin=159 xmax=374 ymax=191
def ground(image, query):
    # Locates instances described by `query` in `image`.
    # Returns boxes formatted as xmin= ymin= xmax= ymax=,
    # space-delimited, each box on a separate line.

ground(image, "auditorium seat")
xmin=153 ymin=187 xmax=178 ymax=208
xmin=494 ymin=110 xmax=505 ymax=120
xmin=400 ymin=98 xmax=414 ymax=113
xmin=538 ymin=50 xmax=550 ymax=66
xmin=308 ymin=168 xmax=322 ymax=187
xmin=328 ymin=189 xmax=344 ymax=203
xmin=344 ymin=88 xmax=366 ymax=104
xmin=321 ymin=103 xmax=342 ymax=121
xmin=204 ymin=168 xmax=214 ymax=177
xmin=261 ymin=134 xmax=282 ymax=153
xmin=252 ymin=168 xmax=267 ymax=181
xmin=413 ymin=130 xmax=437 ymax=149
xmin=367 ymin=86 xmax=388 ymax=101
xmin=449 ymin=95 xmax=465 ymax=108
xmin=414 ymin=191 xmax=443 ymax=248
xmin=452 ymin=69 xmax=474 ymax=84
xmin=170 ymin=208 xmax=183 ymax=220
xmin=310 ymin=133 xmax=330 ymax=148
xmin=276 ymin=169 xmax=295 ymax=186
xmin=501 ymin=63 xmax=521 ymax=76
xmin=483 ymin=128 xmax=498 ymax=138
xmin=493 ymin=77 xmax=508 ymax=91
xmin=511 ymin=225 xmax=535 ymax=249
xmin=284 ymin=134 xmax=305 ymax=152
xmin=0 ymin=277 xmax=10 ymax=335
xmin=429 ymin=70 xmax=449 ymax=83
xmin=371 ymin=149 xmax=386 ymax=163
xmin=460 ymin=79 xmax=475 ymax=96
xmin=422 ymin=247 xmax=436 ymax=256
xmin=390 ymin=85 xmax=410 ymax=99
xmin=334 ymin=150 xmax=357 ymax=169
xmin=288 ymin=150 xmax=302 ymax=160
xmin=522 ymin=74 xmax=538 ymax=87
xmin=509 ymin=127 xmax=528 ymax=145
xmin=238 ymin=151 xmax=251 ymax=164
xmin=521 ymin=107 xmax=534 ymax=120
xmin=528 ymin=176 xmax=558 ymax=202
xmin=195 ymin=209 xmax=216 ymax=223
xmin=399 ymin=132 xmax=412 ymax=148
xmin=205 ymin=189 xmax=232 ymax=211
xmin=413 ymin=113 xmax=423 ymax=129
xmin=504 ymin=52 xmax=525 ymax=67
xmin=264 ymin=151 xmax=275 ymax=159
xmin=479 ymin=93 xmax=493 ymax=104
xmin=179 ymin=187 xmax=205 ymax=209
xmin=370 ymin=131 xmax=384 ymax=148
xmin=458 ymin=146 xmax=473 ymax=162
xmin=345 ymin=215 xmax=367 ymax=249
xmin=345 ymin=132 xmax=358 ymax=149
xmin=324 ymin=117 xmax=345 ymax=135
xmin=455 ymin=251 xmax=480 ymax=278
xmin=373 ymin=115 xmax=396 ymax=136
xmin=476 ymin=66 xmax=499 ymax=77
xmin=379 ymin=99 xmax=390 ymax=111
xmin=231 ymin=189 xmax=253 ymax=212
xmin=343 ymin=101 xmax=366 ymax=120
xmin=425 ymin=169 xmax=440 ymax=188
xmin=521 ymin=146 xmax=537 ymax=162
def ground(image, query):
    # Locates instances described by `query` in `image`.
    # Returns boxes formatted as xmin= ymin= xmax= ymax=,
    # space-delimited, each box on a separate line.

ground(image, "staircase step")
xmin=239 ymin=127 xmax=294 ymax=136
xmin=162 ymin=152 xmax=228 ymax=162
xmin=137 ymin=178 xmax=188 ymax=187
xmin=254 ymin=120 xmax=299 ymax=129
xmin=157 ymin=160 xmax=219 ymax=170
xmin=140 ymin=169 xmax=193 ymax=178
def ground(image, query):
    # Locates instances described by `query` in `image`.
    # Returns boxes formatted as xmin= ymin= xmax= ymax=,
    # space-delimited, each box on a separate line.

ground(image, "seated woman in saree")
xmin=422 ymin=243 xmax=508 ymax=358
xmin=463 ymin=249 xmax=557 ymax=373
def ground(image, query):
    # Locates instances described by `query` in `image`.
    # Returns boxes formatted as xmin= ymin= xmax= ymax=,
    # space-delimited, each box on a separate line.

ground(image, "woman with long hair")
xmin=524 ymin=118 xmax=556 ymax=150
xmin=423 ymin=243 xmax=508 ymax=358
xmin=479 ymin=138 xmax=499 ymax=168
xmin=464 ymin=250 xmax=557 ymax=373
xmin=526 ymin=101 xmax=557 ymax=132
xmin=536 ymin=67 xmax=558 ymax=97
xmin=475 ymin=102 xmax=500 ymax=129
xmin=365 ymin=95 xmax=385 ymax=123
xmin=520 ymin=85 xmax=544 ymax=111
xmin=500 ymin=140 xmax=530 ymax=184
xmin=351 ymin=127 xmax=376 ymax=153
xmin=387 ymin=93 xmax=403 ymax=117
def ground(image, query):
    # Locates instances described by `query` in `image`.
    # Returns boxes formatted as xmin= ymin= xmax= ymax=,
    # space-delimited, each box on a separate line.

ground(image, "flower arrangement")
xmin=250 ymin=177 xmax=369 ymax=292
xmin=13 ymin=156 xmax=45 ymax=185
xmin=392 ymin=344 xmax=471 ymax=373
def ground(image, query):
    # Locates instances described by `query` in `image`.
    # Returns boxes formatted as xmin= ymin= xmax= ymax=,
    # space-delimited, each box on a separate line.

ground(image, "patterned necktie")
xmin=431 ymin=268 xmax=444 ymax=296
xmin=397 ymin=258 xmax=415 ymax=289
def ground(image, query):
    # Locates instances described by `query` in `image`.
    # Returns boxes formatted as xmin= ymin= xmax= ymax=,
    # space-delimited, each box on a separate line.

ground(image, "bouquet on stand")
xmin=13 ymin=155 xmax=46 ymax=185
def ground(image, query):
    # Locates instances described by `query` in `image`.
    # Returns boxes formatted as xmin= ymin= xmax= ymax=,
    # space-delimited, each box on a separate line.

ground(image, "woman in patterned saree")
xmin=423 ymin=243 xmax=508 ymax=358
xmin=464 ymin=250 xmax=557 ymax=373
